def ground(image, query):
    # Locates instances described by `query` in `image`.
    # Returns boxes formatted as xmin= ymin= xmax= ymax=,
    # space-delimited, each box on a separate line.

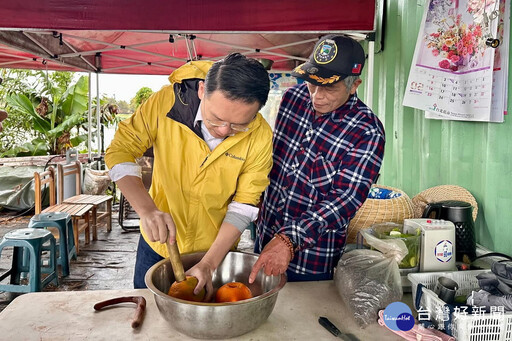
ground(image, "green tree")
xmin=116 ymin=100 xmax=131 ymax=115
xmin=130 ymin=87 xmax=153 ymax=111
xmin=0 ymin=69 xmax=40 ymax=152
xmin=3 ymin=73 xmax=89 ymax=156
xmin=49 ymin=71 xmax=73 ymax=91
xmin=102 ymin=96 xmax=131 ymax=115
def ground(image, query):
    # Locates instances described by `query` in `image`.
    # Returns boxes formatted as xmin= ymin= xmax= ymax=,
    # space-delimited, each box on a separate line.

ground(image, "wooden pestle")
xmin=166 ymin=239 xmax=186 ymax=282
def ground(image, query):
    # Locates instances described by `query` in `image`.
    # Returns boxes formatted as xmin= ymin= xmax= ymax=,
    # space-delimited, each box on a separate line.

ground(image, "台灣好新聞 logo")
xmin=383 ymin=302 xmax=415 ymax=331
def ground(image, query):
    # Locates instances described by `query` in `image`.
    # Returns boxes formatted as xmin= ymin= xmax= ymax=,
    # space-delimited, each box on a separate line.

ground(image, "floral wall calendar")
xmin=403 ymin=0 xmax=509 ymax=122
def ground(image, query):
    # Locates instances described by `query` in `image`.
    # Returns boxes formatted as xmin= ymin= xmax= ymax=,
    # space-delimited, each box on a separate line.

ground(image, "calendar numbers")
xmin=408 ymin=69 xmax=491 ymax=110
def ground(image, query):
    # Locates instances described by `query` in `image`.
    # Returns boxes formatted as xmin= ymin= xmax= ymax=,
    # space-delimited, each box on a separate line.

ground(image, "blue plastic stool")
xmin=0 ymin=228 xmax=58 ymax=292
xmin=29 ymin=212 xmax=76 ymax=277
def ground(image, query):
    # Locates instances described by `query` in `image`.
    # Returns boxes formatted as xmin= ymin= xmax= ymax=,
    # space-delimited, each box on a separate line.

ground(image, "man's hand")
xmin=139 ymin=209 xmax=176 ymax=244
xmin=248 ymin=235 xmax=292 ymax=283
xmin=186 ymin=259 xmax=215 ymax=302
xmin=182 ymin=221 xmax=241 ymax=302
xmin=115 ymin=175 xmax=176 ymax=244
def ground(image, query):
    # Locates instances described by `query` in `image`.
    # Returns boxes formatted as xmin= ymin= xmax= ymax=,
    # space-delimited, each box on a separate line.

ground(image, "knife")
xmin=318 ymin=317 xmax=360 ymax=341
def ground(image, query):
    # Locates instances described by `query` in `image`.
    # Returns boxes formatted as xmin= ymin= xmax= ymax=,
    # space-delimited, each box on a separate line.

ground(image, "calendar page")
xmin=426 ymin=0 xmax=509 ymax=122
xmin=403 ymin=0 xmax=502 ymax=122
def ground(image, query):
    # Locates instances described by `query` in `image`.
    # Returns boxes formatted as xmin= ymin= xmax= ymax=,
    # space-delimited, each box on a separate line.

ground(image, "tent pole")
xmin=88 ymin=72 xmax=92 ymax=161
xmin=96 ymin=73 xmax=101 ymax=159
xmin=365 ymin=40 xmax=375 ymax=110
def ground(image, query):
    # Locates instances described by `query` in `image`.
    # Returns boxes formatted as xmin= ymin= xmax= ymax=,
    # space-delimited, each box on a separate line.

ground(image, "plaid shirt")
xmin=256 ymin=83 xmax=385 ymax=276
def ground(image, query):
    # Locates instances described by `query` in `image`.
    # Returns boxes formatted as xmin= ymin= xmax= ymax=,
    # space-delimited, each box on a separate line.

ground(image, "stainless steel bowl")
xmin=145 ymin=251 xmax=287 ymax=339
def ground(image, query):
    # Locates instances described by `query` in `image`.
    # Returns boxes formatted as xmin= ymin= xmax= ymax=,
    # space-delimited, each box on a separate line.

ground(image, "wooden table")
xmin=0 ymin=281 xmax=406 ymax=340
xmin=43 ymin=203 xmax=93 ymax=254
xmin=63 ymin=194 xmax=113 ymax=240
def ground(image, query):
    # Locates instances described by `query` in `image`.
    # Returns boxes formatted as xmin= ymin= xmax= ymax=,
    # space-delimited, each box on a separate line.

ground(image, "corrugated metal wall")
xmin=361 ymin=0 xmax=512 ymax=254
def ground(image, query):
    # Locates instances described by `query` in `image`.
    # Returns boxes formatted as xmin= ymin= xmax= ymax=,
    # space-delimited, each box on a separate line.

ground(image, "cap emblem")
xmin=306 ymin=66 xmax=319 ymax=74
xmin=309 ymin=74 xmax=341 ymax=85
xmin=314 ymin=39 xmax=338 ymax=65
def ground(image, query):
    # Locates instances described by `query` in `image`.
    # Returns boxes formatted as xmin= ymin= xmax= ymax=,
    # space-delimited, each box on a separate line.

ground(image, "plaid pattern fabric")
xmin=256 ymin=83 xmax=385 ymax=275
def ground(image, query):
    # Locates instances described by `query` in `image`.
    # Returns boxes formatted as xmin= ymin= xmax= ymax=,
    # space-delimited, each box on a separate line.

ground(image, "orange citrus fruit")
xmin=167 ymin=275 xmax=206 ymax=302
xmin=215 ymin=282 xmax=253 ymax=303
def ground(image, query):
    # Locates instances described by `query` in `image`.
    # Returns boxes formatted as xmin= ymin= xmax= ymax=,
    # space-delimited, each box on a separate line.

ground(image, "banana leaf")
xmin=5 ymin=94 xmax=51 ymax=133
xmin=37 ymin=70 xmax=64 ymax=100
xmin=47 ymin=112 xmax=85 ymax=137
xmin=60 ymin=76 xmax=88 ymax=118
xmin=70 ymin=133 xmax=88 ymax=147
xmin=0 ymin=139 xmax=47 ymax=157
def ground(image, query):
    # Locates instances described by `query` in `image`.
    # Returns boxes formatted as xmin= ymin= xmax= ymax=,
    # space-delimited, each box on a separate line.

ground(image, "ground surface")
xmin=0 ymin=205 xmax=255 ymax=312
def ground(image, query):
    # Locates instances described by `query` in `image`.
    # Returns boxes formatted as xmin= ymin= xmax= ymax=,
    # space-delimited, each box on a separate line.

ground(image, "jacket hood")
xmin=168 ymin=60 xmax=214 ymax=84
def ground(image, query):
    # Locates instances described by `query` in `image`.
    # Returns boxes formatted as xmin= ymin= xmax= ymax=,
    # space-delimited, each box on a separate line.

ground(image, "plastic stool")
xmin=0 ymin=228 xmax=58 ymax=292
xmin=29 ymin=212 xmax=76 ymax=277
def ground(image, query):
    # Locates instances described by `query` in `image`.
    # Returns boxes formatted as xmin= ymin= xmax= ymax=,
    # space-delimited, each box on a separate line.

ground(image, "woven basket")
xmin=347 ymin=185 xmax=415 ymax=244
xmin=411 ymin=185 xmax=478 ymax=221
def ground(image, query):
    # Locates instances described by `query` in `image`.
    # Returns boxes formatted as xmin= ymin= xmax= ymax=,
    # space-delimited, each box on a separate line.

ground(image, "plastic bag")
xmin=334 ymin=229 xmax=407 ymax=328
xmin=360 ymin=227 xmax=409 ymax=264
xmin=83 ymin=168 xmax=111 ymax=195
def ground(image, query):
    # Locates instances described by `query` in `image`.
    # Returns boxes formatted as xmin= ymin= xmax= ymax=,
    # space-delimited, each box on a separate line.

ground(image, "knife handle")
xmin=319 ymin=316 xmax=341 ymax=337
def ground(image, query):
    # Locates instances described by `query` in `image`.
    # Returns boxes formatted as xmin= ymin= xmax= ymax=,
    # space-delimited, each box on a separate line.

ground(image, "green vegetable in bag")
xmin=378 ymin=228 xmax=420 ymax=268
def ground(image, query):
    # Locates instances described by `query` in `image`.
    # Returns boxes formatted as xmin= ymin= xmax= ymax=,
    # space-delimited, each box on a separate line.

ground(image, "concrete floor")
xmin=0 ymin=206 xmax=255 ymax=312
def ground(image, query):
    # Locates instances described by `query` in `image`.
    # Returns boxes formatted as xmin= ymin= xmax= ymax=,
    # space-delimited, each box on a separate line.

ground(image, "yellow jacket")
xmin=105 ymin=61 xmax=273 ymax=257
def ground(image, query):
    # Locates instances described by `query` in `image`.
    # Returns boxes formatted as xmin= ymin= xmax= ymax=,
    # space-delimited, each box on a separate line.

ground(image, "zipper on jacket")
xmin=200 ymin=154 xmax=210 ymax=168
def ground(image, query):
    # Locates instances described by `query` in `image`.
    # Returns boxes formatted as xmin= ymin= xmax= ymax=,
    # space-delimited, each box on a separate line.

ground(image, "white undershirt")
xmin=194 ymin=105 xmax=224 ymax=151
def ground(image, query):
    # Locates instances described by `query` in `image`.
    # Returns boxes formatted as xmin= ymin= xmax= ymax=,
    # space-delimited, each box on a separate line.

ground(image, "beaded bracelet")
xmin=274 ymin=233 xmax=295 ymax=259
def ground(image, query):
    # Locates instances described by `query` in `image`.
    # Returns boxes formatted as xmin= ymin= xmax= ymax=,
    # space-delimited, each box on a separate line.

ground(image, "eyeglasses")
xmin=205 ymin=119 xmax=251 ymax=133
xmin=202 ymin=100 xmax=253 ymax=133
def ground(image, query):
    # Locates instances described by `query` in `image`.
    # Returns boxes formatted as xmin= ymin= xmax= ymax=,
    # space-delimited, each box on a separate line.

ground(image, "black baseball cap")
xmin=292 ymin=35 xmax=365 ymax=86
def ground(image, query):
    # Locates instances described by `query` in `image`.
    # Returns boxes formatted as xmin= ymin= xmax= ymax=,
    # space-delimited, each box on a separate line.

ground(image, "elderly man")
xmin=250 ymin=35 xmax=385 ymax=282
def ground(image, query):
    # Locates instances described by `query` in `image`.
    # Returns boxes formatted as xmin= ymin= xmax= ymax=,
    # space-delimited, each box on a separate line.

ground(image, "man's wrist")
xmin=274 ymin=233 xmax=295 ymax=259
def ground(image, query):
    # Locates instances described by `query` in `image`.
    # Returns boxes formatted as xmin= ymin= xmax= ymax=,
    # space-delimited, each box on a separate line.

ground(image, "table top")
xmin=63 ymin=194 xmax=112 ymax=205
xmin=0 ymin=281 xmax=406 ymax=340
xmin=43 ymin=203 xmax=93 ymax=217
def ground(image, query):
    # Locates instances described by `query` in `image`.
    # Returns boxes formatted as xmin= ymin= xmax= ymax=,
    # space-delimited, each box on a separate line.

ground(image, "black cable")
xmin=469 ymin=252 xmax=512 ymax=270
xmin=43 ymin=154 xmax=64 ymax=171
xmin=473 ymin=252 xmax=512 ymax=262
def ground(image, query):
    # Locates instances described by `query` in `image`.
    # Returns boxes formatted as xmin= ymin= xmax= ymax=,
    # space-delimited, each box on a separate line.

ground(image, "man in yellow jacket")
xmin=105 ymin=53 xmax=272 ymax=298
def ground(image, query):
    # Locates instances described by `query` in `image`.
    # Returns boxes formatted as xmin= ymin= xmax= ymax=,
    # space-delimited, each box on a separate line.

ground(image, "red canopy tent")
xmin=2 ymin=0 xmax=375 ymax=31
xmin=0 ymin=0 xmax=378 ymax=156
xmin=0 ymin=0 xmax=376 ymax=74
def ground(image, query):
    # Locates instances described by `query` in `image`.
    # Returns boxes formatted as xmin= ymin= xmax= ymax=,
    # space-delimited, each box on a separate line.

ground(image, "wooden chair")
xmin=58 ymin=161 xmax=113 ymax=241
xmin=34 ymin=167 xmax=93 ymax=254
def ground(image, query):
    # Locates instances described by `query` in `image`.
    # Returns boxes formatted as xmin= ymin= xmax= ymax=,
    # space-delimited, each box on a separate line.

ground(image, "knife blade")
xmin=318 ymin=317 xmax=360 ymax=341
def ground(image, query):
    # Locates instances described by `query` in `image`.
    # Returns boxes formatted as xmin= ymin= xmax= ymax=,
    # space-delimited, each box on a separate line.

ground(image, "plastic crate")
xmin=408 ymin=270 xmax=512 ymax=341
